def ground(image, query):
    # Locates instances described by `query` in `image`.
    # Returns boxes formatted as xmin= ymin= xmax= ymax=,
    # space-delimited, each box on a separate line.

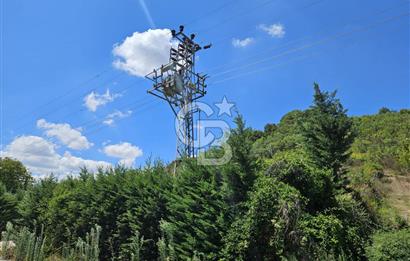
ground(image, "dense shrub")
xmin=0 ymin=183 xmax=19 ymax=231
xmin=366 ymin=228 xmax=410 ymax=261
xmin=222 ymin=176 xmax=304 ymax=260
xmin=265 ymin=151 xmax=334 ymax=212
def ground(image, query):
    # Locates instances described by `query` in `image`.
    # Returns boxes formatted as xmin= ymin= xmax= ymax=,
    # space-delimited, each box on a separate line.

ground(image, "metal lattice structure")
xmin=146 ymin=25 xmax=211 ymax=158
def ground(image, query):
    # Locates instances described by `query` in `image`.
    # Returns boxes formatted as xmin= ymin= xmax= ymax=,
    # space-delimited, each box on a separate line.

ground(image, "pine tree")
xmin=224 ymin=115 xmax=258 ymax=212
xmin=302 ymin=83 xmax=356 ymax=188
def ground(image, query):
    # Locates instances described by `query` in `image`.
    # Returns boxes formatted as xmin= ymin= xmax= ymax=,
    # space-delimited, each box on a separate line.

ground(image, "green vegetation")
xmin=1 ymin=83 xmax=409 ymax=260
xmin=366 ymin=228 xmax=410 ymax=261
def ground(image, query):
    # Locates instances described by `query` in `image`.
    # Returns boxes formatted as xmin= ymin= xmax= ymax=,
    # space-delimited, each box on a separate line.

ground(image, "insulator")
xmin=171 ymin=29 xmax=176 ymax=37
xmin=203 ymin=44 xmax=212 ymax=49
xmin=190 ymin=34 xmax=195 ymax=40
xmin=179 ymin=25 xmax=184 ymax=32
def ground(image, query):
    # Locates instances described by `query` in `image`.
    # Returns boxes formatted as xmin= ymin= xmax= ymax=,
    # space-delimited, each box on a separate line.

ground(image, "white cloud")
xmin=37 ymin=119 xmax=93 ymax=150
xmin=232 ymin=37 xmax=254 ymax=48
xmin=259 ymin=23 xmax=285 ymax=38
xmin=1 ymin=136 xmax=111 ymax=178
xmin=103 ymin=142 xmax=143 ymax=167
xmin=112 ymin=29 xmax=173 ymax=77
xmin=83 ymin=89 xmax=121 ymax=112
xmin=103 ymin=110 xmax=133 ymax=126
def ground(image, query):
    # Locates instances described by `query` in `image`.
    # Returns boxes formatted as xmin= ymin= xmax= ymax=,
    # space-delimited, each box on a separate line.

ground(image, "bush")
xmin=265 ymin=151 xmax=334 ymax=212
xmin=0 ymin=183 xmax=19 ymax=231
xmin=222 ymin=176 xmax=304 ymax=260
xmin=366 ymin=228 xmax=410 ymax=261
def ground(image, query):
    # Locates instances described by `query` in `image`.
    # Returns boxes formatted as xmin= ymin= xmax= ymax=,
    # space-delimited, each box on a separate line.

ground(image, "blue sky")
xmin=1 ymin=0 xmax=409 ymax=177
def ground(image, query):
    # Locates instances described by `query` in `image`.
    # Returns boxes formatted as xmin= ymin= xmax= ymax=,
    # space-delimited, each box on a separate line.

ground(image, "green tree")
xmin=222 ymin=176 xmax=304 ymax=260
xmin=378 ymin=107 xmax=391 ymax=114
xmin=0 ymin=157 xmax=32 ymax=193
xmin=224 ymin=115 xmax=258 ymax=212
xmin=300 ymin=213 xmax=345 ymax=258
xmin=165 ymin=160 xmax=227 ymax=260
xmin=252 ymin=110 xmax=306 ymax=159
xmin=302 ymin=83 xmax=356 ymax=188
xmin=266 ymin=151 xmax=334 ymax=212
xmin=18 ymin=175 xmax=57 ymax=229
xmin=0 ymin=183 xmax=19 ymax=231
xmin=45 ymin=164 xmax=171 ymax=260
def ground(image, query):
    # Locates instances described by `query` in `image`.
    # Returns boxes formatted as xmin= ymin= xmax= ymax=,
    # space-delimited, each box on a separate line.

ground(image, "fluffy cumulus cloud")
xmin=1 ymin=136 xmax=111 ymax=178
xmin=103 ymin=110 xmax=133 ymax=126
xmin=103 ymin=142 xmax=143 ymax=167
xmin=259 ymin=23 xmax=285 ymax=38
xmin=37 ymin=119 xmax=93 ymax=150
xmin=83 ymin=89 xmax=121 ymax=112
xmin=112 ymin=29 xmax=173 ymax=77
xmin=232 ymin=37 xmax=254 ymax=48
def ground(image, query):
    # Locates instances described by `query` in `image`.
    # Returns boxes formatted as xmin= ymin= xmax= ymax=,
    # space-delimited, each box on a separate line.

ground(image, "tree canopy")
xmin=1 ymin=84 xmax=409 ymax=260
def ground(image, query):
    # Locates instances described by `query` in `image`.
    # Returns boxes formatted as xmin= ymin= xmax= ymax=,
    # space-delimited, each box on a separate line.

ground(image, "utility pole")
xmin=146 ymin=25 xmax=211 ymax=158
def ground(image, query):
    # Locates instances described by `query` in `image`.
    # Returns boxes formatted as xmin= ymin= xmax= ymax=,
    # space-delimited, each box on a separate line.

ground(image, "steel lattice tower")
xmin=146 ymin=25 xmax=211 ymax=158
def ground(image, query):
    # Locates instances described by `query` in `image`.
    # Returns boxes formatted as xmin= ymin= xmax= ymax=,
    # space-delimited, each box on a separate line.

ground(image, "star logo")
xmin=215 ymin=96 xmax=235 ymax=117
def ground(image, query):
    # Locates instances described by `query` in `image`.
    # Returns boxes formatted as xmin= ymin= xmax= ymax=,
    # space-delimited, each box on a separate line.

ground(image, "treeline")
xmin=1 ymin=84 xmax=409 ymax=260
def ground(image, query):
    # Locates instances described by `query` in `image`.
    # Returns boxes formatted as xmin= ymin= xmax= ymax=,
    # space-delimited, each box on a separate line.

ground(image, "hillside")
xmin=1 ymin=87 xmax=409 ymax=260
xmin=350 ymin=109 xmax=410 ymax=223
xmin=254 ymin=108 xmax=410 ymax=225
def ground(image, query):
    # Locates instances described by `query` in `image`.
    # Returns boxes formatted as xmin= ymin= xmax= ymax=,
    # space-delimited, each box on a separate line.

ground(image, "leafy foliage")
xmin=351 ymin=109 xmax=410 ymax=173
xmin=265 ymin=151 xmax=334 ymax=212
xmin=222 ymin=176 xmax=304 ymax=260
xmin=0 ymin=157 xmax=32 ymax=193
xmin=0 ymin=83 xmax=408 ymax=260
xmin=366 ymin=228 xmax=410 ymax=261
xmin=0 ymin=183 xmax=19 ymax=231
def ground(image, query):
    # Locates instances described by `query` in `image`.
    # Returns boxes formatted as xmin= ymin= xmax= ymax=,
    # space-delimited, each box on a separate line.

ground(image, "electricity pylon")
xmin=146 ymin=25 xmax=211 ymax=158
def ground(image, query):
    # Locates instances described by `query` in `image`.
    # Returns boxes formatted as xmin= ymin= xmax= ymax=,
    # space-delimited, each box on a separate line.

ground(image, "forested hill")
xmin=1 ymin=86 xmax=409 ymax=260
xmin=254 ymin=107 xmax=410 ymax=223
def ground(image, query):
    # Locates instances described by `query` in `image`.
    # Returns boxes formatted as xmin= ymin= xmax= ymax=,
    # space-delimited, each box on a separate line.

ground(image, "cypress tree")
xmin=302 ymin=83 xmax=356 ymax=188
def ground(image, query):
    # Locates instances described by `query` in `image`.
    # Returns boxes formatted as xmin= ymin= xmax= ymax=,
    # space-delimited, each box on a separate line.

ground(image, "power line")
xmin=206 ymin=36 xmax=311 ymax=74
xmin=74 ymin=5 xmax=410 ymax=138
xmin=195 ymin=0 xmax=406 ymax=81
xmin=185 ymin=0 xmax=239 ymax=27
xmin=208 ymin=52 xmax=318 ymax=86
xmin=54 ymin=79 xmax=147 ymax=125
xmin=79 ymin=96 xmax=153 ymax=130
xmin=202 ymin=0 xmax=406 ymax=77
xmin=83 ymin=100 xmax=161 ymax=136
xmin=12 ymin=73 xmax=135 ymax=133
xmin=15 ymin=67 xmax=115 ymax=122
xmin=209 ymin=11 xmax=410 ymax=80
xmin=205 ymin=0 xmax=327 ymax=46
xmin=194 ymin=0 xmax=278 ymax=35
